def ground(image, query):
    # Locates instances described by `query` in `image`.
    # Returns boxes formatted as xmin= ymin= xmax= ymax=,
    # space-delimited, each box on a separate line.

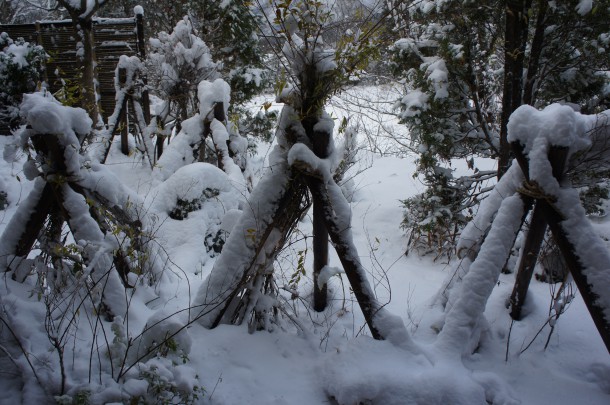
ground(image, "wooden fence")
xmin=1 ymin=13 xmax=145 ymax=134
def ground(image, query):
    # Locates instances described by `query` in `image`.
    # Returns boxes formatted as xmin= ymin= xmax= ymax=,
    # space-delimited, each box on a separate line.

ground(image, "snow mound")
xmin=322 ymin=339 xmax=518 ymax=405
xmin=148 ymin=162 xmax=241 ymax=215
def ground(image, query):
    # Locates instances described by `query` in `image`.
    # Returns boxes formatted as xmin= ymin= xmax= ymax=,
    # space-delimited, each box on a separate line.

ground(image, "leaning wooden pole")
xmin=509 ymin=145 xmax=569 ymax=320
xmin=306 ymin=177 xmax=383 ymax=339
xmin=509 ymin=203 xmax=547 ymax=320
xmin=544 ymin=205 xmax=610 ymax=353
xmin=510 ymin=137 xmax=610 ymax=353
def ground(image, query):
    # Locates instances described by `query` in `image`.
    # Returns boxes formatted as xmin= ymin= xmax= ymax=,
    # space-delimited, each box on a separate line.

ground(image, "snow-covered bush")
xmin=234 ymin=107 xmax=278 ymax=144
xmin=148 ymin=161 xmax=244 ymax=264
xmin=147 ymin=17 xmax=219 ymax=131
xmin=154 ymin=78 xmax=252 ymax=199
xmin=0 ymin=32 xmax=46 ymax=130
xmin=401 ymin=169 xmax=472 ymax=259
xmin=126 ymin=358 xmax=203 ymax=405
xmin=136 ymin=0 xmax=267 ymax=93
xmin=0 ymin=92 xmax=210 ymax=402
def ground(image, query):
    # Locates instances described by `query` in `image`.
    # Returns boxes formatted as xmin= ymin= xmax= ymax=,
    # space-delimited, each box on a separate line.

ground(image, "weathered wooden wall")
xmin=1 ymin=16 xmax=144 ymax=134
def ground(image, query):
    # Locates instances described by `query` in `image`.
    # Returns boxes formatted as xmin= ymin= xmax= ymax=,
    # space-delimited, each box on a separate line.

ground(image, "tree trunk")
xmin=498 ymin=0 xmax=530 ymax=178
xmin=522 ymin=0 xmax=548 ymax=106
xmin=75 ymin=17 xmax=100 ymax=126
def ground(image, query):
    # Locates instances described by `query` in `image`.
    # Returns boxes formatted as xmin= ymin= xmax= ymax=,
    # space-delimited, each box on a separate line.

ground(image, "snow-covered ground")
xmin=0 ymin=90 xmax=609 ymax=404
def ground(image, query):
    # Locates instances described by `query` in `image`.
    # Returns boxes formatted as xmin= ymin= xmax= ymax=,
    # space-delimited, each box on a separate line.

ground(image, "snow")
xmin=63 ymin=0 xmax=109 ymax=18
xmin=198 ymin=79 xmax=231 ymax=119
xmin=20 ymin=92 xmax=91 ymax=140
xmin=399 ymin=89 xmax=430 ymax=118
xmin=425 ymin=58 xmax=449 ymax=99
xmin=437 ymin=194 xmax=525 ymax=356
xmin=0 ymin=92 xmax=609 ymax=404
xmin=287 ymin=142 xmax=332 ymax=182
xmin=209 ymin=119 xmax=247 ymax=194
xmin=576 ymin=0 xmax=593 ymax=15
xmin=4 ymin=43 xmax=30 ymax=68
xmin=133 ymin=5 xmax=144 ymax=16
xmin=153 ymin=114 xmax=203 ymax=181
xmin=317 ymin=265 xmax=343 ymax=288
xmin=147 ymin=162 xmax=241 ymax=215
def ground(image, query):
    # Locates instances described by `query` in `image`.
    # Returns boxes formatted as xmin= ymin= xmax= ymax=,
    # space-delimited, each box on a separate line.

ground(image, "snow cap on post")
xmin=19 ymin=92 xmax=92 ymax=175
xmin=507 ymin=103 xmax=590 ymax=153
xmin=198 ymin=79 xmax=231 ymax=119
xmin=134 ymin=5 xmax=144 ymax=16
xmin=19 ymin=92 xmax=91 ymax=141
xmin=507 ymin=103 xmax=592 ymax=198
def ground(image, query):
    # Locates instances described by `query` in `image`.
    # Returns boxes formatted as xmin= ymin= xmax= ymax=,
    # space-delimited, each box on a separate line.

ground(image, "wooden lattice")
xmin=1 ymin=12 xmax=146 ymax=134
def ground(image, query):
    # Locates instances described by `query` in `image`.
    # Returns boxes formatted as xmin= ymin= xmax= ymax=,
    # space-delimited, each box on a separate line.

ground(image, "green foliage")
xmin=147 ymin=17 xmax=218 ymax=127
xmin=393 ymin=1 xmax=504 ymax=163
xmin=54 ymin=390 xmax=91 ymax=405
xmin=0 ymin=32 xmax=46 ymax=127
xmin=232 ymin=106 xmax=278 ymax=143
xmin=401 ymin=167 xmax=474 ymax=259
xmin=204 ymin=229 xmax=227 ymax=256
xmin=580 ymin=182 xmax=610 ymax=217
xmin=288 ymin=248 xmax=307 ymax=291
xmin=393 ymin=1 xmax=503 ymax=259
xmin=52 ymin=72 xmax=84 ymax=109
xmin=168 ymin=188 xmax=220 ymax=220
xmin=198 ymin=0 xmax=267 ymax=105
xmin=273 ymin=0 xmax=383 ymax=120
xmin=532 ymin=0 xmax=610 ymax=113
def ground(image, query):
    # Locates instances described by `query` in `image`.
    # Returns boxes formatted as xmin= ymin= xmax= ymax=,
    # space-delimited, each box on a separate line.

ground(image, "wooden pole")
xmin=509 ymin=203 xmax=547 ymax=319
xmin=118 ymin=67 xmax=129 ymax=155
xmin=135 ymin=11 xmax=152 ymax=127
xmin=306 ymin=178 xmax=383 ymax=339
xmin=309 ymin=122 xmax=330 ymax=312
xmin=510 ymin=141 xmax=610 ymax=353
xmin=543 ymin=203 xmax=610 ymax=353
xmin=509 ymin=145 xmax=568 ymax=320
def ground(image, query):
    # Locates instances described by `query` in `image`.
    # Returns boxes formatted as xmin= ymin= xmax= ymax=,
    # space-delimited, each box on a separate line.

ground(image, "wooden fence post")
xmin=117 ymin=67 xmax=129 ymax=155
xmin=200 ymin=102 xmax=227 ymax=166
xmin=135 ymin=9 xmax=151 ymax=127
